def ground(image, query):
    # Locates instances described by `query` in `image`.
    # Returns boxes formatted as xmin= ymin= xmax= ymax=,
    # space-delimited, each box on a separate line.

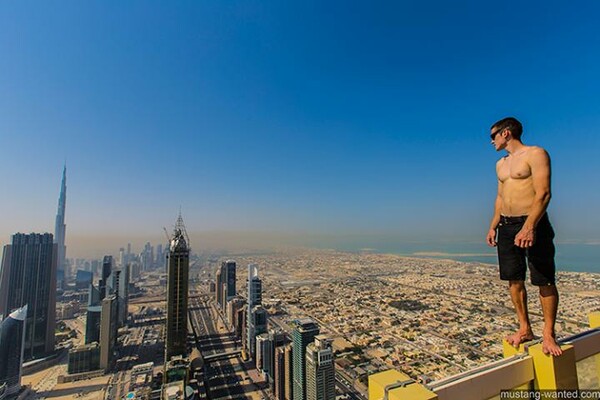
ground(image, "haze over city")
xmin=2 ymin=1 xmax=600 ymax=257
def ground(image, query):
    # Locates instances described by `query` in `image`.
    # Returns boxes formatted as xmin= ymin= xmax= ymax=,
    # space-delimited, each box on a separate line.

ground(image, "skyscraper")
xmin=85 ymin=304 xmax=102 ymax=344
xmin=292 ymin=318 xmax=320 ymax=400
xmin=54 ymin=165 xmax=67 ymax=283
xmin=215 ymin=269 xmax=223 ymax=308
xmin=305 ymin=335 xmax=335 ymax=400
xmin=165 ymin=214 xmax=190 ymax=360
xmin=249 ymin=305 xmax=268 ymax=359
xmin=267 ymin=329 xmax=287 ymax=386
xmin=99 ymin=294 xmax=118 ymax=371
xmin=99 ymin=256 xmax=112 ymax=301
xmin=0 ymin=233 xmax=57 ymax=360
xmin=274 ymin=346 xmax=286 ymax=400
xmin=284 ymin=344 xmax=294 ymax=400
xmin=256 ymin=333 xmax=270 ymax=373
xmin=0 ymin=305 xmax=27 ymax=398
xmin=222 ymin=260 xmax=236 ymax=302
xmin=118 ymin=266 xmax=130 ymax=326
xmin=141 ymin=242 xmax=154 ymax=271
xmin=247 ymin=264 xmax=262 ymax=356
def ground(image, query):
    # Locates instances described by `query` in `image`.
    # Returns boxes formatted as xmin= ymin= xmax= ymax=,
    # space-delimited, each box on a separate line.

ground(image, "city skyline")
xmin=2 ymin=2 xmax=600 ymax=255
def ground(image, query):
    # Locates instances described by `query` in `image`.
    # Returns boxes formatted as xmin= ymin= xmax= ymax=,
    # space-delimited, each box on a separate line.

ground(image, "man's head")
xmin=490 ymin=117 xmax=523 ymax=150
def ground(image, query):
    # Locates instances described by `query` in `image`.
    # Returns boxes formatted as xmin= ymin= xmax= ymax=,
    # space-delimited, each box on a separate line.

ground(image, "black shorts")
xmin=497 ymin=213 xmax=556 ymax=286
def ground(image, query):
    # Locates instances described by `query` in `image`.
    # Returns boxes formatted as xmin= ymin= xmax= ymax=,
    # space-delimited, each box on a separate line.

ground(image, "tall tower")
xmin=99 ymin=294 xmax=118 ymax=371
xmin=54 ymin=165 xmax=67 ymax=281
xmin=0 ymin=233 xmax=57 ymax=360
xmin=0 ymin=305 xmax=28 ymax=397
xmin=99 ymin=256 xmax=113 ymax=301
xmin=165 ymin=213 xmax=190 ymax=360
xmin=292 ymin=318 xmax=320 ymax=400
xmin=247 ymin=264 xmax=263 ymax=357
xmin=305 ymin=335 xmax=335 ymax=400
xmin=223 ymin=260 xmax=236 ymax=302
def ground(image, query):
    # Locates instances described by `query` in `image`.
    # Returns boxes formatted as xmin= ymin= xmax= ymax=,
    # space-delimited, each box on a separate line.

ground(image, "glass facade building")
xmin=0 ymin=233 xmax=57 ymax=360
xmin=292 ymin=318 xmax=320 ymax=400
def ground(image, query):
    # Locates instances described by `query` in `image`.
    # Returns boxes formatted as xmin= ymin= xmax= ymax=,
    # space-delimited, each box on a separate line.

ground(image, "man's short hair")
xmin=491 ymin=117 xmax=523 ymax=140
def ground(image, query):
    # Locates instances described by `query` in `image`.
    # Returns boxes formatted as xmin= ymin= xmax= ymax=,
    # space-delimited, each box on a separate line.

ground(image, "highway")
xmin=189 ymin=294 xmax=258 ymax=400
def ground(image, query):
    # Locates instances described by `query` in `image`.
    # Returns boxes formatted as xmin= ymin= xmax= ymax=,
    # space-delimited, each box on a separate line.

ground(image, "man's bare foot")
xmin=542 ymin=334 xmax=563 ymax=356
xmin=506 ymin=330 xmax=535 ymax=348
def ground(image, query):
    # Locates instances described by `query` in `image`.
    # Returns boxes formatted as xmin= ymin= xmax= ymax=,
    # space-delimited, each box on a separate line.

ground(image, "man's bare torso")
xmin=496 ymin=146 xmax=539 ymax=216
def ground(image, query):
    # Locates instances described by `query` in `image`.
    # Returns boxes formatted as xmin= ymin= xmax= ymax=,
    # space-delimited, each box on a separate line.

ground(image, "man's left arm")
xmin=515 ymin=148 xmax=552 ymax=248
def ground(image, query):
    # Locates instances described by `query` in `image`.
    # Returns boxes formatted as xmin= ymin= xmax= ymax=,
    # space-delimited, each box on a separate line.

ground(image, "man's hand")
xmin=515 ymin=227 xmax=535 ymax=248
xmin=486 ymin=229 xmax=497 ymax=247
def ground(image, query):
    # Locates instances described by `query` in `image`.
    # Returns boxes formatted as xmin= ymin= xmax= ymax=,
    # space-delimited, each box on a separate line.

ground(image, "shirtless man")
xmin=486 ymin=117 xmax=562 ymax=356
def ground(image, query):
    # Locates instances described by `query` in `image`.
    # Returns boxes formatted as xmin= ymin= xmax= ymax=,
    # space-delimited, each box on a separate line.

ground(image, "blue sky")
xmin=1 ymin=1 xmax=600 ymax=253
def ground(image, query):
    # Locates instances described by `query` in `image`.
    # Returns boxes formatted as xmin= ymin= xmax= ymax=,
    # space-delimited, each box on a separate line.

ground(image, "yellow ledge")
xmin=369 ymin=370 xmax=438 ymax=400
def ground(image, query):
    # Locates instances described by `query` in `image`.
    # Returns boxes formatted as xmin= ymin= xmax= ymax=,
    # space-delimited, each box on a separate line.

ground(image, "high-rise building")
xmin=99 ymin=294 xmax=118 ymax=371
xmin=222 ymin=260 xmax=236 ymax=302
xmin=247 ymin=264 xmax=262 ymax=356
xmin=227 ymin=296 xmax=245 ymax=328
xmin=284 ymin=344 xmax=294 ymax=400
xmin=107 ymin=269 xmax=121 ymax=327
xmin=118 ymin=266 xmax=129 ymax=326
xmin=85 ymin=305 xmax=102 ymax=344
xmin=156 ymin=244 xmax=163 ymax=269
xmin=119 ymin=248 xmax=125 ymax=268
xmin=235 ymin=307 xmax=247 ymax=342
xmin=54 ymin=166 xmax=67 ymax=283
xmin=141 ymin=242 xmax=154 ymax=271
xmin=0 ymin=305 xmax=28 ymax=398
xmin=305 ymin=335 xmax=335 ymax=400
xmin=108 ymin=269 xmax=121 ymax=297
xmin=292 ymin=318 xmax=320 ymax=400
xmin=99 ymin=256 xmax=113 ymax=301
xmin=274 ymin=346 xmax=286 ymax=400
xmin=165 ymin=214 xmax=190 ymax=361
xmin=256 ymin=333 xmax=270 ymax=373
xmin=215 ymin=269 xmax=223 ymax=308
xmin=86 ymin=281 xmax=103 ymax=344
xmin=249 ymin=306 xmax=268 ymax=359
xmin=0 ymin=233 xmax=57 ymax=360
xmin=267 ymin=329 xmax=287 ymax=386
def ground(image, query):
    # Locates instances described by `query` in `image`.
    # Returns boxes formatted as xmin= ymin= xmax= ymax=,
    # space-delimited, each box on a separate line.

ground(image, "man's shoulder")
xmin=526 ymin=146 xmax=550 ymax=159
xmin=527 ymin=145 xmax=547 ymax=153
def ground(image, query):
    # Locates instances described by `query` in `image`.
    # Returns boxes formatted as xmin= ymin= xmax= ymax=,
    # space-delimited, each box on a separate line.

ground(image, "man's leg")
xmin=506 ymin=280 xmax=534 ymax=347
xmin=539 ymin=285 xmax=562 ymax=356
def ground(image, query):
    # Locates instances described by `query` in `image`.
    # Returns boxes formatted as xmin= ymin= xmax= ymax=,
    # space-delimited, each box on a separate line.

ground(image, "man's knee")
xmin=509 ymin=280 xmax=525 ymax=290
xmin=539 ymin=284 xmax=558 ymax=297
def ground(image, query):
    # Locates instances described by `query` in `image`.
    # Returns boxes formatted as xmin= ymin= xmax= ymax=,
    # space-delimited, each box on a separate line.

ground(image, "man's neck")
xmin=505 ymin=139 xmax=525 ymax=155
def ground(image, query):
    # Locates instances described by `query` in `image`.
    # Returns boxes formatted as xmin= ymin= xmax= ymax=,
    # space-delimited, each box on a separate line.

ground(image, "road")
xmin=189 ymin=292 xmax=269 ymax=400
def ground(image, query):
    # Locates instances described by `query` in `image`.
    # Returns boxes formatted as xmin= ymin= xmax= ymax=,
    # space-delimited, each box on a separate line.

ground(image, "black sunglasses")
xmin=490 ymin=128 xmax=506 ymax=140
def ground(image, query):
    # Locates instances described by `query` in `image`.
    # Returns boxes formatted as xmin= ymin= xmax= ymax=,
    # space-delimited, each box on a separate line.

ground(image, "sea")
xmin=323 ymin=239 xmax=600 ymax=274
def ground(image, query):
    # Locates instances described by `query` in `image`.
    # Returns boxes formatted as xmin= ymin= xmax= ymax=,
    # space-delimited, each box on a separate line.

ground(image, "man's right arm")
xmin=486 ymin=177 xmax=503 ymax=247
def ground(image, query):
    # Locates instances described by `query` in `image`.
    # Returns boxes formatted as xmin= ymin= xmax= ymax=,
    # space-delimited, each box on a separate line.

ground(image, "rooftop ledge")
xmin=368 ymin=312 xmax=600 ymax=400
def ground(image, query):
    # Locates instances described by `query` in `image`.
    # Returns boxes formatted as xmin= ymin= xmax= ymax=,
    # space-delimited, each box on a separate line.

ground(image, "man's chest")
xmin=498 ymin=158 xmax=532 ymax=182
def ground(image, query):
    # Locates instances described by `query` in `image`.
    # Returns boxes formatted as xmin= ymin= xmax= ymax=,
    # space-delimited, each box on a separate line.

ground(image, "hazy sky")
xmin=1 ymin=1 xmax=600 ymax=256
